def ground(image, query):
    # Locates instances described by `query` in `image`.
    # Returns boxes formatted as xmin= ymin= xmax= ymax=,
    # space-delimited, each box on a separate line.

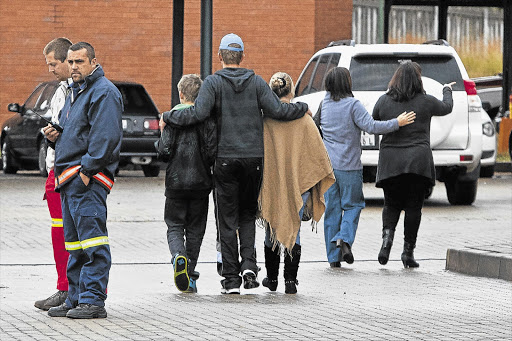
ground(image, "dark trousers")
xmin=60 ymin=175 xmax=110 ymax=307
xmin=381 ymin=174 xmax=429 ymax=245
xmin=214 ymin=157 xmax=262 ymax=289
xmin=164 ymin=195 xmax=209 ymax=279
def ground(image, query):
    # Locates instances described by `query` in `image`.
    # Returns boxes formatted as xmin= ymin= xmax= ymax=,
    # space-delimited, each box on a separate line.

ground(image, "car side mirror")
xmin=8 ymin=103 xmax=20 ymax=113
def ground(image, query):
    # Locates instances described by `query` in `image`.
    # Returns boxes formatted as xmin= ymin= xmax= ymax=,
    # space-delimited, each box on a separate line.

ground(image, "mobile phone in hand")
xmin=51 ymin=122 xmax=63 ymax=133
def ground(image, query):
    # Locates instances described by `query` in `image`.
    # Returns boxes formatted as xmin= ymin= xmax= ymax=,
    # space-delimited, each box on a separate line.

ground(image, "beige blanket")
xmin=258 ymin=115 xmax=335 ymax=251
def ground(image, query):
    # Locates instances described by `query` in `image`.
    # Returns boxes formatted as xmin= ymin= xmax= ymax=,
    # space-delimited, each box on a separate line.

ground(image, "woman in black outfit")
xmin=372 ymin=61 xmax=454 ymax=268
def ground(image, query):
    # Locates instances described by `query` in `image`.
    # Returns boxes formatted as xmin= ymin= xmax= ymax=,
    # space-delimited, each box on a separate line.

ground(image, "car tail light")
xmin=459 ymin=155 xmax=473 ymax=162
xmin=144 ymin=119 xmax=159 ymax=130
xmin=463 ymin=79 xmax=477 ymax=95
xmin=464 ymin=79 xmax=481 ymax=113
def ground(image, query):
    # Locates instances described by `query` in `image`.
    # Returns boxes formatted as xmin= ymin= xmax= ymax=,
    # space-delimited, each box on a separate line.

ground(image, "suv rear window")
xmin=350 ymin=55 xmax=464 ymax=91
xmin=116 ymin=84 xmax=159 ymax=116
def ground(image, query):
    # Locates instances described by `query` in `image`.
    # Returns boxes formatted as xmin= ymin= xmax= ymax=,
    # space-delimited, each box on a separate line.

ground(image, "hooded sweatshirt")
xmin=163 ymin=68 xmax=308 ymax=158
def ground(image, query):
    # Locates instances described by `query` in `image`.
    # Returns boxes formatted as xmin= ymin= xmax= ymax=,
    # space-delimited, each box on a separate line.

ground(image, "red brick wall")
xmin=0 ymin=0 xmax=351 ymax=128
xmin=315 ymin=0 xmax=353 ymax=51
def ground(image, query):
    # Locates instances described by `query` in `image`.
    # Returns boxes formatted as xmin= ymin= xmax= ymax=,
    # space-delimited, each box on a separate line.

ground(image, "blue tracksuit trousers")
xmin=61 ymin=175 xmax=111 ymax=307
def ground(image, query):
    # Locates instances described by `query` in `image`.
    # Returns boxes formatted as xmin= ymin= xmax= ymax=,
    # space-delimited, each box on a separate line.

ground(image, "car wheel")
xmin=38 ymin=140 xmax=48 ymax=177
xmin=141 ymin=164 xmax=160 ymax=177
xmin=445 ymin=178 xmax=477 ymax=205
xmin=2 ymin=138 xmax=19 ymax=174
xmin=479 ymin=165 xmax=495 ymax=178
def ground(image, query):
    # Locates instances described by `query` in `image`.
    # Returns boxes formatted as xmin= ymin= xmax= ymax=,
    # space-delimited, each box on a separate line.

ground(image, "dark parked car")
xmin=1 ymin=80 xmax=161 ymax=177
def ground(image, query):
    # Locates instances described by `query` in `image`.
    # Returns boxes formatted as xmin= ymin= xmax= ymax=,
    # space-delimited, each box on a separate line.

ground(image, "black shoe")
xmin=66 ymin=303 xmax=107 ymax=319
xmin=262 ymin=277 xmax=278 ymax=291
xmin=330 ymin=262 xmax=341 ymax=268
xmin=220 ymin=280 xmax=240 ymax=294
xmin=337 ymin=240 xmax=354 ymax=264
xmin=284 ymin=280 xmax=298 ymax=294
xmin=35 ymin=290 xmax=68 ymax=311
xmin=401 ymin=241 xmax=419 ymax=268
xmin=47 ymin=302 xmax=73 ymax=317
xmin=242 ymin=269 xmax=259 ymax=289
xmin=378 ymin=229 xmax=395 ymax=265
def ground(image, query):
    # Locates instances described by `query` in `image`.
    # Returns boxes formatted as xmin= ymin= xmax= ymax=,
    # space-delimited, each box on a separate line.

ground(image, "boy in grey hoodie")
xmin=162 ymin=33 xmax=310 ymax=294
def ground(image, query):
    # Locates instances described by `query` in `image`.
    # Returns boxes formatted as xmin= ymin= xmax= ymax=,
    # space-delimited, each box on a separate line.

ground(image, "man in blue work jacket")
xmin=44 ymin=41 xmax=123 ymax=319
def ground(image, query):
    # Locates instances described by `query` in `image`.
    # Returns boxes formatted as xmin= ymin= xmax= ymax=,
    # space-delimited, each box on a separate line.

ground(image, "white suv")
xmin=294 ymin=40 xmax=483 ymax=205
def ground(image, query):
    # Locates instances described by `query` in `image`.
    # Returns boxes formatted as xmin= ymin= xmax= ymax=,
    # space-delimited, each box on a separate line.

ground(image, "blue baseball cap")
xmin=219 ymin=33 xmax=244 ymax=52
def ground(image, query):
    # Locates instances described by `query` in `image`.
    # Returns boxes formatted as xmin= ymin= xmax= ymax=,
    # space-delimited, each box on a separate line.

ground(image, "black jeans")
xmin=214 ymin=157 xmax=262 ymax=289
xmin=164 ymin=196 xmax=209 ymax=279
xmin=381 ymin=174 xmax=430 ymax=245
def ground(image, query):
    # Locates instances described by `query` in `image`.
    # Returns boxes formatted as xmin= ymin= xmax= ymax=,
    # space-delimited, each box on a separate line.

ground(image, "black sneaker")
xmin=242 ymin=269 xmax=259 ymax=289
xmin=35 ymin=290 xmax=68 ymax=311
xmin=339 ymin=241 xmax=354 ymax=264
xmin=47 ymin=302 xmax=73 ymax=317
xmin=220 ymin=286 xmax=240 ymax=294
xmin=66 ymin=303 xmax=107 ymax=319
xmin=220 ymin=279 xmax=240 ymax=294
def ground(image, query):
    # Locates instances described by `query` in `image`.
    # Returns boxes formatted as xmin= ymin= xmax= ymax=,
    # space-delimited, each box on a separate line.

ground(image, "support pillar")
xmin=200 ymin=0 xmax=213 ymax=80
xmin=171 ymin=0 xmax=184 ymax=108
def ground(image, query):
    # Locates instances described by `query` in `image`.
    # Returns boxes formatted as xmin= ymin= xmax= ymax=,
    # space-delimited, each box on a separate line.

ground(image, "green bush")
xmin=389 ymin=35 xmax=502 ymax=78
xmin=458 ymin=40 xmax=502 ymax=78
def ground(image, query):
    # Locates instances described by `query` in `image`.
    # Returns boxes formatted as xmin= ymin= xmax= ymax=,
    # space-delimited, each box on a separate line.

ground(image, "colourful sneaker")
xmin=183 ymin=278 xmax=197 ymax=293
xmin=173 ymin=254 xmax=189 ymax=292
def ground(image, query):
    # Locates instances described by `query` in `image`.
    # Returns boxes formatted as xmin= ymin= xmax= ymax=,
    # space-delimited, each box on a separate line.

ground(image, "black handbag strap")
xmin=314 ymin=99 xmax=323 ymax=138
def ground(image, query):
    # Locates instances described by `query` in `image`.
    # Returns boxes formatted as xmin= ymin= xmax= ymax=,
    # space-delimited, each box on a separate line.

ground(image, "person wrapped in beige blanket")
xmin=258 ymin=72 xmax=335 ymax=294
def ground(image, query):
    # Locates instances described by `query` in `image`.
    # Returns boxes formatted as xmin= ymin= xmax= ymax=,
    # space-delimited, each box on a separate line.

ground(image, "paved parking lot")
xmin=1 ymin=170 xmax=511 ymax=340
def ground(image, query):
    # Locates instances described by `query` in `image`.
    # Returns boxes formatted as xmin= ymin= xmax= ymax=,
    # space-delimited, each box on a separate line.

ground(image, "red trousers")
xmin=44 ymin=169 xmax=69 ymax=291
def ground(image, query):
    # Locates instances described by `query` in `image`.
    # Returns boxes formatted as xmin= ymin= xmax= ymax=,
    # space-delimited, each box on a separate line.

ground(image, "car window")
xmin=311 ymin=53 xmax=340 ymax=92
xmin=23 ymin=83 xmax=47 ymax=110
xmin=36 ymin=83 xmax=58 ymax=112
xmin=295 ymin=56 xmax=318 ymax=97
xmin=116 ymin=84 xmax=159 ymax=116
xmin=296 ymin=54 xmax=341 ymax=97
xmin=350 ymin=55 xmax=464 ymax=91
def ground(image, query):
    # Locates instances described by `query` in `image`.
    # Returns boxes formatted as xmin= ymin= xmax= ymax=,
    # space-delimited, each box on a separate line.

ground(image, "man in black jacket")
xmin=163 ymin=33 xmax=310 ymax=294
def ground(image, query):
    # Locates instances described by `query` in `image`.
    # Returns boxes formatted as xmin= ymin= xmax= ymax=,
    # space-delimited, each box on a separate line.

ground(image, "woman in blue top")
xmin=318 ymin=67 xmax=415 ymax=267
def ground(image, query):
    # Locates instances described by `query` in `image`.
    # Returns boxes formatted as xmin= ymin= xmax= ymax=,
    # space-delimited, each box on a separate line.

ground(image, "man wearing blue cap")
xmin=162 ymin=33 xmax=310 ymax=294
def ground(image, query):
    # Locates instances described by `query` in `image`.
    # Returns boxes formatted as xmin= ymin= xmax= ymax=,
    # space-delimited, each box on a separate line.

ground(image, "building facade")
xmin=0 ymin=0 xmax=352 ymax=127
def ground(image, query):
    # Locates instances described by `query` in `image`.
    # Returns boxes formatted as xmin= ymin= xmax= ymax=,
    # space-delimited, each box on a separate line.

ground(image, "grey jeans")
xmin=164 ymin=196 xmax=209 ymax=279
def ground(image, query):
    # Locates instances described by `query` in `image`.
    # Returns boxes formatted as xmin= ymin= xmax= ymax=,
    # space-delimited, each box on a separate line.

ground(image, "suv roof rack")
xmin=327 ymin=39 xmax=356 ymax=47
xmin=423 ymin=39 xmax=450 ymax=46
